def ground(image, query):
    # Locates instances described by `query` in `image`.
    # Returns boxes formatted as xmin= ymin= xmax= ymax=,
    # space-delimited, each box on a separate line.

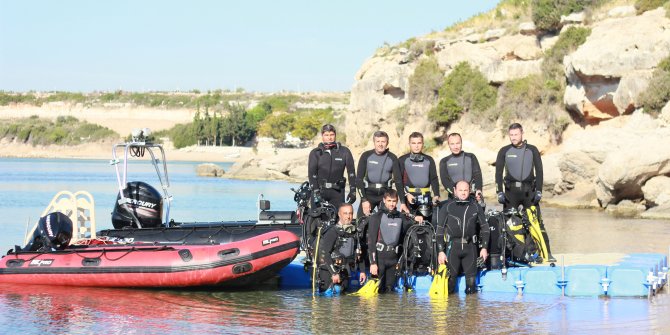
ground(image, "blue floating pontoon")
xmin=278 ymin=252 xmax=668 ymax=298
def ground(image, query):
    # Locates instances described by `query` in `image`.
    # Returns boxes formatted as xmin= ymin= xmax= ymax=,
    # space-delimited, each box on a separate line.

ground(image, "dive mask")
xmin=409 ymin=153 xmax=424 ymax=162
xmin=322 ymin=142 xmax=338 ymax=150
xmin=341 ymin=224 xmax=356 ymax=234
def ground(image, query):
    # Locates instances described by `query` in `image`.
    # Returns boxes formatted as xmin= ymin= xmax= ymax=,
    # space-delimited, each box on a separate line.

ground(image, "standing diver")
xmin=308 ymin=124 xmax=357 ymax=210
xmin=316 ymin=203 xmax=367 ymax=293
xmin=367 ymin=189 xmax=422 ymax=293
xmin=436 ymin=181 xmax=489 ymax=294
xmin=439 ymin=132 xmax=484 ymax=203
xmin=495 ymin=123 xmax=556 ymax=263
xmin=398 ymin=132 xmax=440 ymax=218
xmin=357 ymin=130 xmax=408 ymax=217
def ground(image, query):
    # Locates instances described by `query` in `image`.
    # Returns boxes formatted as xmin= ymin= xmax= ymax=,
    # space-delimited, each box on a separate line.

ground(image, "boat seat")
xmin=259 ymin=211 xmax=295 ymax=223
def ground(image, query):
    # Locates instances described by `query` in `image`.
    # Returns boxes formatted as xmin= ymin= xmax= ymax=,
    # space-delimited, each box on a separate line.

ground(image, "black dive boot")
xmin=541 ymin=231 xmax=557 ymax=263
xmin=465 ymin=277 xmax=478 ymax=294
xmin=447 ymin=276 xmax=458 ymax=294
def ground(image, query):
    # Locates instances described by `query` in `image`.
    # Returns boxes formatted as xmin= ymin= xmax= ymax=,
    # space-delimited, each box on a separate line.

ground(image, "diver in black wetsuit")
xmin=495 ymin=123 xmax=555 ymax=263
xmin=316 ymin=204 xmax=367 ymax=292
xmin=367 ymin=189 xmax=422 ymax=293
xmin=398 ymin=132 xmax=440 ymax=218
xmin=436 ymin=181 xmax=489 ymax=294
xmin=439 ymin=132 xmax=484 ymax=202
xmin=357 ymin=130 xmax=408 ymax=217
xmin=308 ymin=124 xmax=357 ymax=210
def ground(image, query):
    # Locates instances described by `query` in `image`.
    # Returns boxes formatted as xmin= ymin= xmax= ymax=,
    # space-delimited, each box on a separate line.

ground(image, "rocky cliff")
xmin=346 ymin=3 xmax=670 ymax=219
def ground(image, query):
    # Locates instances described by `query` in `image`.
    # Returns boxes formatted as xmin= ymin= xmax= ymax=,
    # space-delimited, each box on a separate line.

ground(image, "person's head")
xmin=508 ymin=123 xmax=524 ymax=147
xmin=408 ymin=132 xmax=424 ymax=154
xmin=447 ymin=133 xmax=462 ymax=155
xmin=372 ymin=130 xmax=389 ymax=154
xmin=337 ymin=203 xmax=354 ymax=226
xmin=382 ymin=189 xmax=398 ymax=211
xmin=454 ymin=180 xmax=470 ymax=201
xmin=321 ymin=124 xmax=336 ymax=143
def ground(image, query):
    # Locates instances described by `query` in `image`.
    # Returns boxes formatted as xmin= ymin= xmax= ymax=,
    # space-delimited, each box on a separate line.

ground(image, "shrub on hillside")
xmin=0 ymin=117 xmax=117 ymax=146
xmin=408 ymin=57 xmax=443 ymax=103
xmin=541 ymin=26 xmax=591 ymax=102
xmin=635 ymin=0 xmax=668 ymax=14
xmin=638 ymin=56 xmax=670 ymax=115
xmin=428 ymin=62 xmax=497 ymax=125
xmin=531 ymin=0 xmax=591 ymax=32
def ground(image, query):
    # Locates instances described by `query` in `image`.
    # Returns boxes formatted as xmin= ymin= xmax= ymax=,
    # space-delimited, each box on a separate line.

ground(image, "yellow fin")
xmin=429 ymin=264 xmax=449 ymax=298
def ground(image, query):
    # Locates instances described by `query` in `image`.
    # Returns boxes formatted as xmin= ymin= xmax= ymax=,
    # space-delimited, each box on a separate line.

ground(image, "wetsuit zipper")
xmin=462 ymin=205 xmax=469 ymax=251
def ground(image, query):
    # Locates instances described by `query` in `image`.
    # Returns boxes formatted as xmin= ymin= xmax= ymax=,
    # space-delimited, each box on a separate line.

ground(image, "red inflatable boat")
xmin=0 ymin=230 xmax=299 ymax=288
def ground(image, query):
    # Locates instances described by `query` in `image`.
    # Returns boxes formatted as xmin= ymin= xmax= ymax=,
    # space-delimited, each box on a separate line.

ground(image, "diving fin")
xmin=429 ymin=264 xmax=449 ymax=298
xmin=526 ymin=206 xmax=549 ymax=262
xmin=350 ymin=277 xmax=380 ymax=297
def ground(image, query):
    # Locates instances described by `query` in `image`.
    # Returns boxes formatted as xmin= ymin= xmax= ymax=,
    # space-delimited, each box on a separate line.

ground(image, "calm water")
xmin=1 ymin=158 xmax=669 ymax=334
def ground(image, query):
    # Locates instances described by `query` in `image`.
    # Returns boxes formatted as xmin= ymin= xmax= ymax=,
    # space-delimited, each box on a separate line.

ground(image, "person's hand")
xmin=331 ymin=273 xmax=341 ymax=284
xmin=479 ymin=248 xmax=488 ymax=261
xmin=414 ymin=215 xmax=424 ymax=224
xmin=370 ymin=264 xmax=378 ymax=276
xmin=438 ymin=251 xmax=447 ymax=265
xmin=346 ymin=190 xmax=356 ymax=204
xmin=497 ymin=192 xmax=506 ymax=204
xmin=359 ymin=272 xmax=367 ymax=284
xmin=532 ymin=191 xmax=542 ymax=204
xmin=406 ymin=193 xmax=415 ymax=204
xmin=400 ymin=203 xmax=410 ymax=214
xmin=362 ymin=201 xmax=371 ymax=216
xmin=432 ymin=196 xmax=440 ymax=204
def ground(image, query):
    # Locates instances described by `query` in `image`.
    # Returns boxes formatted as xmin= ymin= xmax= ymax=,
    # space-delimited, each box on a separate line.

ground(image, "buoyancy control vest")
xmin=444 ymin=153 xmax=474 ymax=185
xmin=504 ymin=143 xmax=534 ymax=183
xmin=379 ymin=212 xmax=403 ymax=247
xmin=365 ymin=151 xmax=393 ymax=185
xmin=403 ymin=154 xmax=430 ymax=188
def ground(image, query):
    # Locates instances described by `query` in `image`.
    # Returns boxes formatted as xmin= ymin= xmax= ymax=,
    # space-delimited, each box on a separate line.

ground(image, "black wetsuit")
xmin=317 ymin=224 xmax=364 ymax=292
xmin=435 ymin=199 xmax=489 ymax=294
xmin=495 ymin=141 xmax=542 ymax=209
xmin=367 ymin=208 xmax=414 ymax=292
xmin=439 ymin=152 xmax=483 ymax=199
xmin=308 ymin=142 xmax=356 ymax=210
xmin=494 ymin=140 xmax=553 ymax=260
xmin=398 ymin=153 xmax=439 ymax=218
xmin=357 ymin=149 xmax=405 ymax=216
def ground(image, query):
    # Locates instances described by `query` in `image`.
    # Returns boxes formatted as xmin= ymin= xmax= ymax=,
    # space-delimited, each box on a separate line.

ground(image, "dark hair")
xmin=508 ymin=123 xmax=523 ymax=131
xmin=383 ymin=189 xmax=398 ymax=200
xmin=373 ymin=130 xmax=389 ymax=140
xmin=321 ymin=124 xmax=336 ymax=134
xmin=408 ymin=132 xmax=423 ymax=141
xmin=338 ymin=203 xmax=353 ymax=211
xmin=447 ymin=132 xmax=461 ymax=140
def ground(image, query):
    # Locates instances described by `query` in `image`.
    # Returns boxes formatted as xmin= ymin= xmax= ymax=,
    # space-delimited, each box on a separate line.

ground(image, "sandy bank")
xmin=0 ymin=141 xmax=251 ymax=163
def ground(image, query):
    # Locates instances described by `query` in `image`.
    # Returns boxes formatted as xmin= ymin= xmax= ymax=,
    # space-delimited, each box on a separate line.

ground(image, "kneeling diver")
xmin=436 ymin=180 xmax=489 ymax=294
xmin=316 ymin=203 xmax=366 ymax=293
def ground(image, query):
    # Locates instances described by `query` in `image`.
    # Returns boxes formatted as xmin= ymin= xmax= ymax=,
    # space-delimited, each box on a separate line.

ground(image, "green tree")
xmin=428 ymin=62 xmax=497 ymax=125
xmin=408 ymin=57 xmax=444 ymax=103
xmin=258 ymin=113 xmax=296 ymax=140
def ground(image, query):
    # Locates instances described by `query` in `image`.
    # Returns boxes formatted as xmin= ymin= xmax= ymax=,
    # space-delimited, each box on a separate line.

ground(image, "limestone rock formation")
xmin=642 ymin=175 xmax=670 ymax=206
xmin=196 ymin=163 xmax=225 ymax=177
xmin=563 ymin=8 xmax=670 ymax=123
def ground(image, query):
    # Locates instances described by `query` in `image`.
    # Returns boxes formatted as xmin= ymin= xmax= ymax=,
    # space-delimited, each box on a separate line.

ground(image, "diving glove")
xmin=346 ymin=190 xmax=356 ymax=204
xmin=497 ymin=192 xmax=506 ymax=204
xmin=533 ymin=191 xmax=542 ymax=203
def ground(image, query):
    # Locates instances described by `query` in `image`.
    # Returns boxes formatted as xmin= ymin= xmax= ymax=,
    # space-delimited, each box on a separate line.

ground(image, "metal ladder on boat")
xmin=24 ymin=190 xmax=97 ymax=245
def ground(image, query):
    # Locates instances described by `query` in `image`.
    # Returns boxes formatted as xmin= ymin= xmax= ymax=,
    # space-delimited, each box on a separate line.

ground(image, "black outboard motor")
xmin=112 ymin=181 xmax=163 ymax=229
xmin=23 ymin=212 xmax=73 ymax=252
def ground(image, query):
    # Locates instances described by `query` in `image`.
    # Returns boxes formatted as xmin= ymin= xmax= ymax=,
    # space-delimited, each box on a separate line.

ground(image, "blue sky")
xmin=0 ymin=1 xmax=497 ymax=93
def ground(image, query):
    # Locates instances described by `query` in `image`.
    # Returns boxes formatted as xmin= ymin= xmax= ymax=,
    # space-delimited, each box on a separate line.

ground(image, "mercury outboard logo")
xmin=119 ymin=198 xmax=157 ymax=209
xmin=411 ymin=164 xmax=424 ymax=167
xmin=45 ymin=216 xmax=54 ymax=237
